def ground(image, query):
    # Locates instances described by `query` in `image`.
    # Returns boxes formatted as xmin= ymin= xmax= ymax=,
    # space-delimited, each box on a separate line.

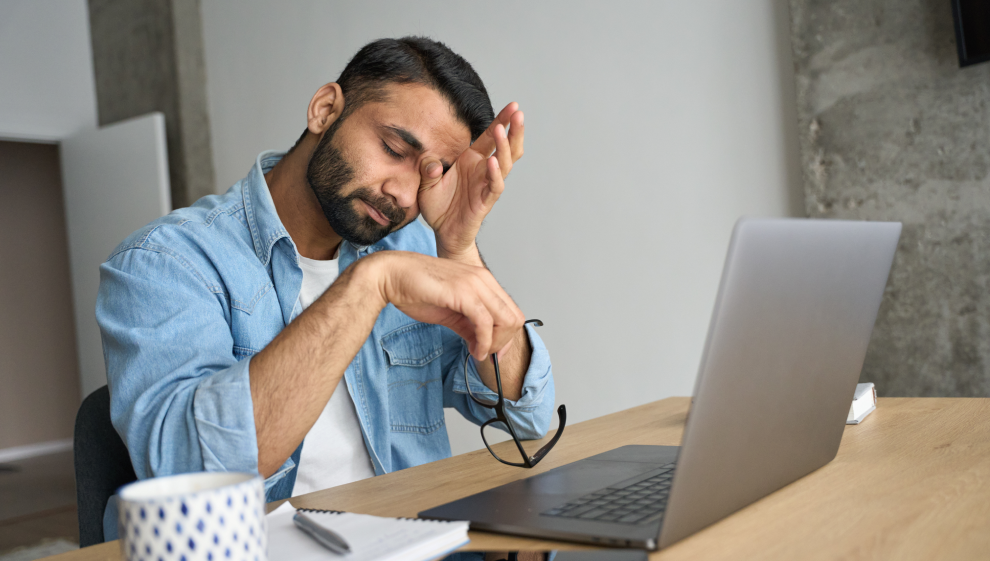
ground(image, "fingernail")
xmin=426 ymin=162 xmax=440 ymax=175
xmin=492 ymin=157 xmax=500 ymax=168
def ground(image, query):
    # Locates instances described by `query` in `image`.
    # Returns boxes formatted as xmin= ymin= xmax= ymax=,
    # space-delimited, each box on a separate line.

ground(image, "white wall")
xmin=0 ymin=0 xmax=97 ymax=141
xmin=201 ymin=0 xmax=804 ymax=456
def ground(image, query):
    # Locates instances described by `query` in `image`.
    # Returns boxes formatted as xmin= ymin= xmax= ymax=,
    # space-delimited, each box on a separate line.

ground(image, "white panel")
xmin=60 ymin=113 xmax=171 ymax=399
xmin=0 ymin=0 xmax=97 ymax=141
xmin=0 ymin=438 xmax=74 ymax=463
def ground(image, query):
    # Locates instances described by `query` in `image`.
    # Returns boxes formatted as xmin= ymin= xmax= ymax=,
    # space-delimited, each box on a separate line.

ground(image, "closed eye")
xmin=381 ymin=140 xmax=402 ymax=160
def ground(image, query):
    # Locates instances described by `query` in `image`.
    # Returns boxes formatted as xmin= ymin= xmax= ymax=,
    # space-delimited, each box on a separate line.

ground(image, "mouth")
xmin=359 ymin=199 xmax=393 ymax=226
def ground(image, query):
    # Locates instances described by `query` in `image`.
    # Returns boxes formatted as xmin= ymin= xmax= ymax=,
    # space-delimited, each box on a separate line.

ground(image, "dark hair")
xmin=337 ymin=36 xmax=494 ymax=141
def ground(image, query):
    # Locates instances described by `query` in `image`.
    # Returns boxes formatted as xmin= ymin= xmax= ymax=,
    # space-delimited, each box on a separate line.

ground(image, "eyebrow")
xmin=384 ymin=125 xmax=422 ymax=151
xmin=383 ymin=125 xmax=452 ymax=172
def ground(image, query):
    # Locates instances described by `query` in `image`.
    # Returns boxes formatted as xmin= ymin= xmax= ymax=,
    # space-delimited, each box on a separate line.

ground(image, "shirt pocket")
xmin=380 ymin=322 xmax=445 ymax=434
xmin=229 ymin=280 xmax=282 ymax=358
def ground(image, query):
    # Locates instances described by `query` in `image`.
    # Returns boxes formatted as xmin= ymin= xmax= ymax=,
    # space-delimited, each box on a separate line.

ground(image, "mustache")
xmin=352 ymin=188 xmax=406 ymax=225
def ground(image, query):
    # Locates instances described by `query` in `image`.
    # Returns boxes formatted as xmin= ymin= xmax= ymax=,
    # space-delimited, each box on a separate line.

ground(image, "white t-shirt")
xmin=291 ymin=251 xmax=376 ymax=497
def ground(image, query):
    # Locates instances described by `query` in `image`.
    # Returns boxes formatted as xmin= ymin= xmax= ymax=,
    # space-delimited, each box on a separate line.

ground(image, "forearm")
xmin=446 ymin=321 xmax=554 ymax=441
xmin=437 ymin=241 xmax=531 ymax=400
xmin=250 ymin=258 xmax=385 ymax=477
xmin=475 ymin=326 xmax=532 ymax=400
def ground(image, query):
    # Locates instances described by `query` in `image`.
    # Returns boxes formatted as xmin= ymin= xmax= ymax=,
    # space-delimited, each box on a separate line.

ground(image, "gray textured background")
xmin=790 ymin=0 xmax=990 ymax=397
xmin=75 ymin=0 xmax=990 ymax=406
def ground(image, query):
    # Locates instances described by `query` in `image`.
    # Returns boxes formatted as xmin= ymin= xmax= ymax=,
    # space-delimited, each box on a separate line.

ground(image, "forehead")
xmin=352 ymin=83 xmax=472 ymax=160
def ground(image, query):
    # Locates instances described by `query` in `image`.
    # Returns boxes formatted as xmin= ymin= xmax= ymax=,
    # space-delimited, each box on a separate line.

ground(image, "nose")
xmin=381 ymin=165 xmax=420 ymax=210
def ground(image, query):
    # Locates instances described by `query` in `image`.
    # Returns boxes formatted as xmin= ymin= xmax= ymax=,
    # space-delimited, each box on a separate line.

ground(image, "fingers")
xmin=451 ymin=268 xmax=523 ymax=361
xmin=382 ymin=253 xmax=524 ymax=360
xmin=507 ymin=110 xmax=524 ymax=163
xmin=418 ymin=157 xmax=443 ymax=192
xmin=471 ymin=102 xmax=519 ymax=157
xmin=452 ymin=295 xmax=493 ymax=361
xmin=495 ymin=101 xmax=519 ymax=126
xmin=482 ymin=155 xmax=505 ymax=207
xmin=480 ymin=292 xmax=523 ymax=360
xmin=492 ymin=123 xmax=513 ymax=180
xmin=470 ymin=124 xmax=509 ymax=207
xmin=473 ymin=269 xmax=525 ymax=358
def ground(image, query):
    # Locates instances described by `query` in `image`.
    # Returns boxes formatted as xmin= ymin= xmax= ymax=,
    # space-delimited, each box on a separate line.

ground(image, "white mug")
xmin=117 ymin=472 xmax=266 ymax=561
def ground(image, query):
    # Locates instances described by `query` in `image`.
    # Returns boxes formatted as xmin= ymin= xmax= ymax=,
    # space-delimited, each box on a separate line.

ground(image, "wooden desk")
xmin=48 ymin=397 xmax=990 ymax=560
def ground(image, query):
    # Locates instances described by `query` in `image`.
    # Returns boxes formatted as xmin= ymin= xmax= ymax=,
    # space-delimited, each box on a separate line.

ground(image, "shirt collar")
xmin=242 ymin=150 xmax=370 ymax=266
xmin=241 ymin=151 xmax=292 ymax=266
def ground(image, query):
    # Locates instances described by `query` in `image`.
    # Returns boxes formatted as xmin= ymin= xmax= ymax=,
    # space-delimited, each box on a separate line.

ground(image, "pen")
xmin=293 ymin=511 xmax=352 ymax=555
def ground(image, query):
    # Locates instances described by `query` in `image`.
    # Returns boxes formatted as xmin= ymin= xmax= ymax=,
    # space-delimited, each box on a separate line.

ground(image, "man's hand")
xmin=365 ymin=251 xmax=525 ymax=361
xmin=417 ymin=102 xmax=525 ymax=262
xmin=252 ymin=249 xmax=526 ymax=476
xmin=368 ymin=251 xmax=532 ymax=400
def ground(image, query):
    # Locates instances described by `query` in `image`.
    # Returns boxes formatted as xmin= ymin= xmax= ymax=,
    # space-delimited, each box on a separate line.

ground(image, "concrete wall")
xmin=0 ymin=0 xmax=97 ymax=141
xmin=201 ymin=0 xmax=804 ymax=455
xmin=790 ymin=0 xmax=990 ymax=397
xmin=88 ymin=0 xmax=215 ymax=208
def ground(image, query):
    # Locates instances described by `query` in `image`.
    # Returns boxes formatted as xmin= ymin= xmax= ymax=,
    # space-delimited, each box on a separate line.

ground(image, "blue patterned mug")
xmin=117 ymin=472 xmax=266 ymax=561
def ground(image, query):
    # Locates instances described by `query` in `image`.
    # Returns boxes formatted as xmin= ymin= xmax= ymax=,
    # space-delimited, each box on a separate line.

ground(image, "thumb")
xmin=419 ymin=158 xmax=443 ymax=192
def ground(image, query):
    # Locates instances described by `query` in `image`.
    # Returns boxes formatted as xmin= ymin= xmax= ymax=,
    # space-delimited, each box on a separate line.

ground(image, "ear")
xmin=307 ymin=83 xmax=344 ymax=135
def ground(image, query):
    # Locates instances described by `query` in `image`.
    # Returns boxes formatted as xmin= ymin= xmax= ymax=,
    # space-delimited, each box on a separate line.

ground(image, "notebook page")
xmin=267 ymin=502 xmax=469 ymax=561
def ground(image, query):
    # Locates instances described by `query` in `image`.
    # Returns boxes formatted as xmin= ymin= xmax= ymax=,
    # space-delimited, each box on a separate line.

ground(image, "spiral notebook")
xmin=267 ymin=502 xmax=469 ymax=561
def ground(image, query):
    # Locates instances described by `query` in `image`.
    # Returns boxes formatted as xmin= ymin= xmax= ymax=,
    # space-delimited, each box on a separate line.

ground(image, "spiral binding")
xmin=296 ymin=508 xmax=456 ymax=524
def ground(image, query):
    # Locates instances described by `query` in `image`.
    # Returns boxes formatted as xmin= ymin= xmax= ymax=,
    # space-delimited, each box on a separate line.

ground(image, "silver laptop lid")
xmin=658 ymin=218 xmax=901 ymax=548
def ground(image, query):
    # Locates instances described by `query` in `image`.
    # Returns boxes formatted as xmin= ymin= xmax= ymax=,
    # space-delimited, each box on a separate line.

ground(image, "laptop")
xmin=420 ymin=218 xmax=901 ymax=550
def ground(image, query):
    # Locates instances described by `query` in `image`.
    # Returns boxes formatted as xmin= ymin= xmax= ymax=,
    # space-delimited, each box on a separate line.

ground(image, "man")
xmin=96 ymin=37 xmax=554 ymax=538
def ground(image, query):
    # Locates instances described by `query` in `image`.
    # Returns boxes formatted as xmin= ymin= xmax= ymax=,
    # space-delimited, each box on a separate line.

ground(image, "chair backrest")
xmin=74 ymin=385 xmax=136 ymax=547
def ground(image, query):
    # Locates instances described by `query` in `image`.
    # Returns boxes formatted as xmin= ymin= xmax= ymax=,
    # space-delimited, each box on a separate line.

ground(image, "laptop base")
xmin=419 ymin=445 xmax=679 ymax=550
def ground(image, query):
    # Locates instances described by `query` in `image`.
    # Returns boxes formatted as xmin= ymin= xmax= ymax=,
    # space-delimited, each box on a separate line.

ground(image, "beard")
xmin=306 ymin=121 xmax=407 ymax=246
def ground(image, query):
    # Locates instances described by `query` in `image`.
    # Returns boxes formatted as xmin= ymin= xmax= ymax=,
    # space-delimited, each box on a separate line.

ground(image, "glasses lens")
xmin=480 ymin=421 xmax=528 ymax=466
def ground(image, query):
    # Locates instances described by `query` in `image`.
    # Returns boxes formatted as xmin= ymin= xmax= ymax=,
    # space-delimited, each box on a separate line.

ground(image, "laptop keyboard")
xmin=540 ymin=463 xmax=676 ymax=525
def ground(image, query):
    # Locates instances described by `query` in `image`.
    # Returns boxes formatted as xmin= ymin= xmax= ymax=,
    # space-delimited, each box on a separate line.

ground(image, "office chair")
xmin=74 ymin=385 xmax=136 ymax=547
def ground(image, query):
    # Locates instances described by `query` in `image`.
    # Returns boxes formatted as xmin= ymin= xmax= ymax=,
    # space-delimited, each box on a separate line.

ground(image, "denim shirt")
xmin=96 ymin=151 xmax=554 ymax=538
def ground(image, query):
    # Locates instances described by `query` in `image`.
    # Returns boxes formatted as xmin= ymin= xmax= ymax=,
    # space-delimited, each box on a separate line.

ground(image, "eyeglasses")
xmin=463 ymin=319 xmax=566 ymax=468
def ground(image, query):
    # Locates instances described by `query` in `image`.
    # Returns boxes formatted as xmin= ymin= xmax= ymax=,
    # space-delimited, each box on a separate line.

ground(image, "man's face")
xmin=306 ymin=83 xmax=472 ymax=246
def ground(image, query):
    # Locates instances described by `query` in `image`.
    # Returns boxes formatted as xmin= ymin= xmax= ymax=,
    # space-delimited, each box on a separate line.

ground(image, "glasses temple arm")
xmin=530 ymin=404 xmax=567 ymax=463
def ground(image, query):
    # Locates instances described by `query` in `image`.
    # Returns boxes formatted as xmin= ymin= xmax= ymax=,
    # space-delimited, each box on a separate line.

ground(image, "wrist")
xmin=437 ymin=238 xmax=484 ymax=267
xmin=349 ymin=253 xmax=391 ymax=312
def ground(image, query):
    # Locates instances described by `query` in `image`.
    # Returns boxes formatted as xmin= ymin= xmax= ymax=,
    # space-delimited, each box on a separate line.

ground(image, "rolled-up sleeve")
xmin=441 ymin=322 xmax=555 ymax=440
xmin=97 ymin=245 xmax=260 ymax=481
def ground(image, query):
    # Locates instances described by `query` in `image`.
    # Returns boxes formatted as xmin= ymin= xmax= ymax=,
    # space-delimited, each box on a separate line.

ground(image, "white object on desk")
xmin=847 ymin=383 xmax=877 ymax=424
xmin=117 ymin=472 xmax=266 ymax=561
xmin=267 ymin=502 xmax=468 ymax=561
